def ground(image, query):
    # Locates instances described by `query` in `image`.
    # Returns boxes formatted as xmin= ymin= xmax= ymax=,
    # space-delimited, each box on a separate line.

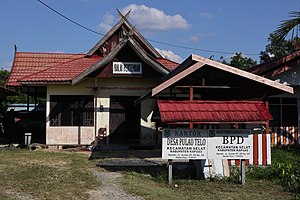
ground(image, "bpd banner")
xmin=162 ymin=129 xmax=253 ymax=160
xmin=207 ymin=129 xmax=253 ymax=160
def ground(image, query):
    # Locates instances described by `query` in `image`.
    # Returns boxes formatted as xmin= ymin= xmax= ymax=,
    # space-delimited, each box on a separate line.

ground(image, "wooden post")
xmin=189 ymin=86 xmax=193 ymax=129
xmin=94 ymin=85 xmax=98 ymax=147
xmin=168 ymin=159 xmax=173 ymax=184
xmin=253 ymin=133 xmax=258 ymax=165
xmin=240 ymin=159 xmax=246 ymax=185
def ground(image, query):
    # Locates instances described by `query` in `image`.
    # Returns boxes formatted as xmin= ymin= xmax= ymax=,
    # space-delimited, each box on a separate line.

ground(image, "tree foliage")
xmin=0 ymin=70 xmax=9 ymax=86
xmin=221 ymin=52 xmax=257 ymax=70
xmin=259 ymin=33 xmax=300 ymax=63
xmin=273 ymin=11 xmax=300 ymax=42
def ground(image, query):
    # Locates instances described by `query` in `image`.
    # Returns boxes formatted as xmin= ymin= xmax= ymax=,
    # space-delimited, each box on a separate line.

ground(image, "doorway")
xmin=109 ymin=96 xmax=140 ymax=144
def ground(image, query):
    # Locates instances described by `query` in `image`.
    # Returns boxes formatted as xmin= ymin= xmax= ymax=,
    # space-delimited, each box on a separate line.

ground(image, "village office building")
xmin=6 ymin=15 xmax=293 ymax=147
xmin=7 ymin=16 xmax=178 ymax=146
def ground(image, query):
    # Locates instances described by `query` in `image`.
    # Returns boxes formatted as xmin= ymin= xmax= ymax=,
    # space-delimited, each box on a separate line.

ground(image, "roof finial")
xmin=14 ymin=44 xmax=17 ymax=53
xmin=116 ymin=8 xmax=131 ymax=19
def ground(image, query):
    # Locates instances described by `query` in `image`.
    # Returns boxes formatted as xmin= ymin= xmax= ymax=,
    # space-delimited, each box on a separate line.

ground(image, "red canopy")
xmin=157 ymin=100 xmax=272 ymax=124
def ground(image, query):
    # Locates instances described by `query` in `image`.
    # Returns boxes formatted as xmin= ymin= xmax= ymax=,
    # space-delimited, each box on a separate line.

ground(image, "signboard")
xmin=162 ymin=129 xmax=252 ymax=160
xmin=207 ymin=129 xmax=253 ymax=159
xmin=113 ymin=62 xmax=142 ymax=74
xmin=162 ymin=129 xmax=208 ymax=159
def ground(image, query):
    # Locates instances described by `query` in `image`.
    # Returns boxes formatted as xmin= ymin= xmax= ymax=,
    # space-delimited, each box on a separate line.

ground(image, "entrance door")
xmin=109 ymin=96 xmax=140 ymax=144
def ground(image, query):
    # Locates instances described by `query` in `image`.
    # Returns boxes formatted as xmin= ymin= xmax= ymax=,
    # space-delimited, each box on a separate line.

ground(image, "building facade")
xmin=7 ymin=15 xmax=178 ymax=146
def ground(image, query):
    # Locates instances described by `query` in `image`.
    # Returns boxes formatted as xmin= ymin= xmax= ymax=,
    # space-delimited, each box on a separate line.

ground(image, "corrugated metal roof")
xmin=157 ymin=100 xmax=272 ymax=123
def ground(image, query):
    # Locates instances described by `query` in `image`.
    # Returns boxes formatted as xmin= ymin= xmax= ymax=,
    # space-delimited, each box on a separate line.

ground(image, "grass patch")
xmin=0 ymin=149 xmax=101 ymax=200
xmin=122 ymin=171 xmax=292 ymax=200
xmin=247 ymin=145 xmax=300 ymax=198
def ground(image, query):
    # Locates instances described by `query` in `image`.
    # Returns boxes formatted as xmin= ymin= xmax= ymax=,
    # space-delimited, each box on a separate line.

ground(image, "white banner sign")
xmin=207 ymin=129 xmax=253 ymax=159
xmin=162 ymin=129 xmax=253 ymax=160
xmin=113 ymin=62 xmax=142 ymax=74
xmin=162 ymin=129 xmax=208 ymax=159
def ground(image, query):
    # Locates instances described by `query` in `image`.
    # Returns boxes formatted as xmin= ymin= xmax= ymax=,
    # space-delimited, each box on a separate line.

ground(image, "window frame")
xmin=49 ymin=95 xmax=94 ymax=127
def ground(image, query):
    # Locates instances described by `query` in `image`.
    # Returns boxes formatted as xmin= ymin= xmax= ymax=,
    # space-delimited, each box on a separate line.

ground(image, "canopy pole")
xmin=263 ymin=98 xmax=269 ymax=165
xmin=189 ymin=86 xmax=194 ymax=129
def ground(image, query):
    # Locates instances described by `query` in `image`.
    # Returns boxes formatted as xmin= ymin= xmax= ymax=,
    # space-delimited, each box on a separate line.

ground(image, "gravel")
xmin=88 ymin=171 xmax=144 ymax=200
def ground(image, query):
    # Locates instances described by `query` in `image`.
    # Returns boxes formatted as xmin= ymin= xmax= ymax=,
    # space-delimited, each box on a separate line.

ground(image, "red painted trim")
xmin=262 ymin=133 xmax=267 ymax=165
xmin=253 ymin=133 xmax=258 ymax=165
xmin=295 ymin=127 xmax=299 ymax=144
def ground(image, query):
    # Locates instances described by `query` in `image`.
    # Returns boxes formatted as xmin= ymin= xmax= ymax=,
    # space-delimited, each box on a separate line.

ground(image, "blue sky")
xmin=0 ymin=0 xmax=299 ymax=70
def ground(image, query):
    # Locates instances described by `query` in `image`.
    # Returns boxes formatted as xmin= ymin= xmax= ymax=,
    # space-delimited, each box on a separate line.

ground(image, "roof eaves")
xmin=19 ymin=81 xmax=71 ymax=86
xmin=125 ymin=20 xmax=161 ymax=58
xmin=72 ymin=38 xmax=129 ymax=85
xmin=151 ymin=61 xmax=206 ymax=96
xmin=86 ymin=17 xmax=161 ymax=58
xmin=127 ymin=37 xmax=169 ymax=75
xmin=190 ymin=54 xmax=294 ymax=94
xmin=248 ymin=50 xmax=300 ymax=75
xmin=86 ymin=18 xmax=125 ymax=56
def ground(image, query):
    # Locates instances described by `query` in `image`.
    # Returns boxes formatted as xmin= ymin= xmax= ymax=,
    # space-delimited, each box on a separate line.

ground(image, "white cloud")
xmin=1 ymin=62 xmax=12 ymax=71
xmin=199 ymin=12 xmax=213 ymax=19
xmin=155 ymin=48 xmax=183 ymax=63
xmin=97 ymin=13 xmax=115 ymax=33
xmin=121 ymin=4 xmax=189 ymax=32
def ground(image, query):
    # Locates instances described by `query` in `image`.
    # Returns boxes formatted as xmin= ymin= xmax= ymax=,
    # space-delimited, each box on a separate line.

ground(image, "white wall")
xmin=46 ymin=77 xmax=158 ymax=145
xmin=46 ymin=79 xmax=95 ymax=145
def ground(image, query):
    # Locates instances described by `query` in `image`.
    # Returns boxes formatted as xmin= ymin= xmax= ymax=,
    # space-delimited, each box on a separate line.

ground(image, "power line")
xmin=36 ymin=0 xmax=260 ymax=56
xmin=37 ymin=0 xmax=104 ymax=36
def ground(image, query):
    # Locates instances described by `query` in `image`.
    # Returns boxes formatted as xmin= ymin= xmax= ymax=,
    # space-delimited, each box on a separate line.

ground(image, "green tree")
xmin=221 ymin=52 xmax=257 ymax=70
xmin=274 ymin=11 xmax=300 ymax=41
xmin=0 ymin=69 xmax=36 ymax=104
xmin=259 ymin=33 xmax=300 ymax=63
xmin=0 ymin=70 xmax=9 ymax=86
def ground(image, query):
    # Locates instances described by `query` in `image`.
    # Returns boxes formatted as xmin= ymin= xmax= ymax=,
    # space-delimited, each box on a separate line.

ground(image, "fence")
xmin=271 ymin=126 xmax=299 ymax=146
xmin=228 ymin=126 xmax=299 ymax=167
xmin=228 ymin=132 xmax=271 ymax=166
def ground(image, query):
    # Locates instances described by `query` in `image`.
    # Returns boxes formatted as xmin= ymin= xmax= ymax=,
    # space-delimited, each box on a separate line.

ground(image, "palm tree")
xmin=274 ymin=11 xmax=300 ymax=41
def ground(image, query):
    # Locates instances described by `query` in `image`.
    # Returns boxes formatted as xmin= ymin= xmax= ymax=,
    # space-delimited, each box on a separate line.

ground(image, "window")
xmin=50 ymin=95 xmax=94 ymax=126
xmin=269 ymin=97 xmax=298 ymax=127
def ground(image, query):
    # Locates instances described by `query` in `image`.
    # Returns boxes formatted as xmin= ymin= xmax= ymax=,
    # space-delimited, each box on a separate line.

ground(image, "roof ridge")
xmin=16 ymin=51 xmax=85 ymax=56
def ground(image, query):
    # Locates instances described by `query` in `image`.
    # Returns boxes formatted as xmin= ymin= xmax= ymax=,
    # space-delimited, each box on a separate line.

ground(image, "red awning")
xmin=157 ymin=100 xmax=272 ymax=124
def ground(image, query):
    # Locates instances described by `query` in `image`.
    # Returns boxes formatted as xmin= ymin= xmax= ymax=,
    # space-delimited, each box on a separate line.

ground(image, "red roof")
xmin=7 ymin=52 xmax=86 ymax=86
xmin=156 ymin=58 xmax=179 ymax=71
xmin=248 ymin=50 xmax=300 ymax=76
xmin=19 ymin=56 xmax=102 ymax=83
xmin=157 ymin=100 xmax=272 ymax=124
xmin=7 ymin=52 xmax=178 ymax=86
